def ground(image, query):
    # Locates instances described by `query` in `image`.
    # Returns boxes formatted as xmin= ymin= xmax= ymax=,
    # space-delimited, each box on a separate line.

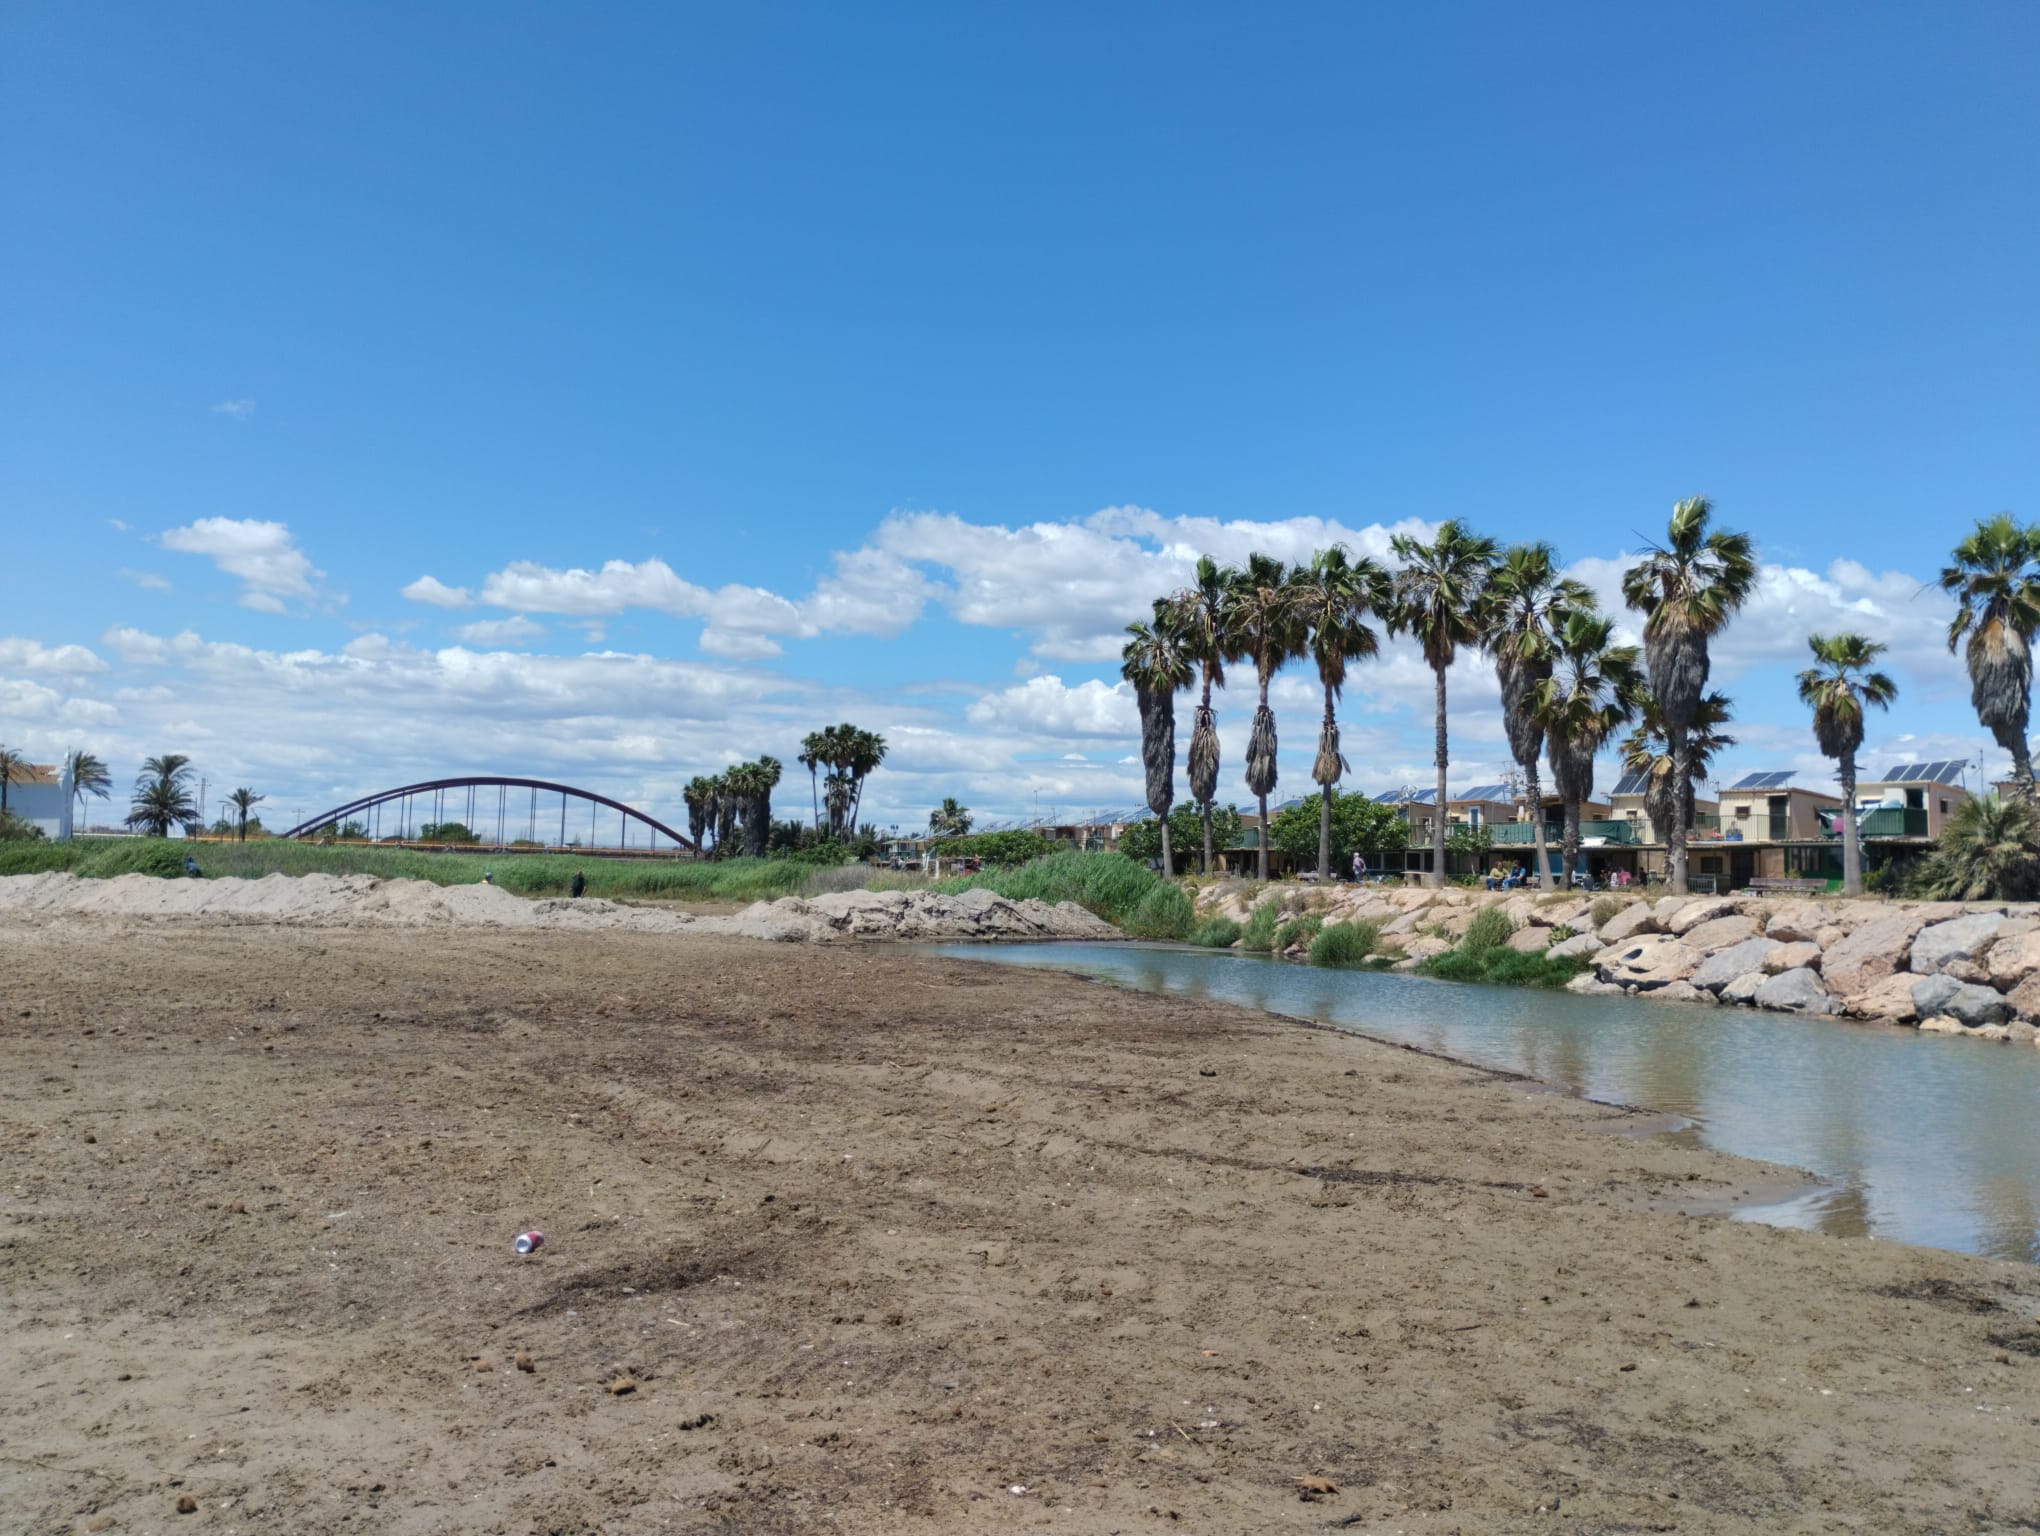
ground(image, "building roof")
xmin=1455 ymin=782 xmax=1513 ymax=803
xmin=1725 ymin=770 xmax=1802 ymax=791
xmin=1874 ymin=759 xmax=1968 ymax=785
xmin=1374 ymin=787 xmax=1437 ymax=805
xmin=7 ymin=762 xmax=60 ymax=786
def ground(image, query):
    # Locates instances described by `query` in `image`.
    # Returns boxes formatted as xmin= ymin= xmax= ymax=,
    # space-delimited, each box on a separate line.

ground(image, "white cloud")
xmin=402 ymin=575 xmax=474 ymax=609
xmin=159 ymin=517 xmax=321 ymax=611
xmin=211 ymin=399 xmax=257 ymax=420
xmin=452 ymin=615 xmax=545 ymax=648
xmin=0 ymin=638 xmax=106 ymax=675
xmin=965 ymin=676 xmax=1136 ymax=739
xmin=100 ymin=626 xmax=173 ymax=665
xmin=118 ymin=568 xmax=172 ymax=591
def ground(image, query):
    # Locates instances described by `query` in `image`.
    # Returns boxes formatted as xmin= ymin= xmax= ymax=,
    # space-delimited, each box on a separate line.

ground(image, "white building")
xmin=6 ymin=761 xmax=73 ymax=839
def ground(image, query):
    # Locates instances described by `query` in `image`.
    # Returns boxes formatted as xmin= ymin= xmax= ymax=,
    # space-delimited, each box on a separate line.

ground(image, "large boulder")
xmin=1596 ymin=934 xmax=1702 ymax=990
xmin=1665 ymin=896 xmax=1745 ymax=936
xmin=1765 ymin=941 xmax=1822 ymax=974
xmin=1753 ymin=967 xmax=1838 ymax=1015
xmin=1765 ymin=901 xmax=1838 ymax=943
xmin=1507 ymin=924 xmax=1554 ymax=953
xmin=1988 ymin=928 xmax=2040 ymax=989
xmin=1841 ymin=972 xmax=1921 ymax=1023
xmin=1910 ymin=912 xmax=2008 ymax=976
xmin=1911 ymin=974 xmax=2009 ymax=1028
xmin=1822 ymin=911 xmax=1933 ymax=996
xmin=1565 ymin=972 xmax=1624 ymax=996
xmin=2005 ymin=971 xmax=2040 ymax=1020
xmin=1548 ymin=931 xmax=1601 ymax=960
xmin=1651 ymin=979 xmax=1713 ymax=1005
xmin=1681 ymin=913 xmax=1762 ymax=952
xmin=1690 ymin=936 xmax=1783 ymax=992
xmin=1596 ymin=902 xmax=1658 ymax=943
xmin=1720 ymin=971 xmax=1767 ymax=1005
xmin=1400 ymin=935 xmax=1452 ymax=962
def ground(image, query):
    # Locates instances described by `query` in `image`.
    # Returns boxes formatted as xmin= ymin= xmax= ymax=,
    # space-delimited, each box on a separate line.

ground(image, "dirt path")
xmin=4 ymin=918 xmax=2039 ymax=1534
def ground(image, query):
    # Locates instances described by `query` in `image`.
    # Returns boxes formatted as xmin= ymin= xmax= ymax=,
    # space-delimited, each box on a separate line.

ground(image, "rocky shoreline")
xmin=1195 ymin=881 xmax=2040 ymax=1047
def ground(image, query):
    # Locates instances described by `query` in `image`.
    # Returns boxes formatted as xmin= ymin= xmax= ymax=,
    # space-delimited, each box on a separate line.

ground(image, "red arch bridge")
xmin=278 ymin=777 xmax=697 ymax=854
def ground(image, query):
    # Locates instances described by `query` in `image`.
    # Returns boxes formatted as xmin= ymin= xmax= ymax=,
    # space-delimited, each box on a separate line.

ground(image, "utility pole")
xmin=198 ymin=778 xmax=207 ymax=834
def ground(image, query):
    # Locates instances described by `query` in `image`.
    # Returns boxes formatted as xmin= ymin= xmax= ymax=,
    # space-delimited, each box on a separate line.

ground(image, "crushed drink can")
xmin=514 ymin=1230 xmax=544 ymax=1255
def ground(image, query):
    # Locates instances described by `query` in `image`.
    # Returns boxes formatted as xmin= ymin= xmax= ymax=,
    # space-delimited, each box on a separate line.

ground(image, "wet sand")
xmin=4 ymin=917 xmax=2039 ymax=1534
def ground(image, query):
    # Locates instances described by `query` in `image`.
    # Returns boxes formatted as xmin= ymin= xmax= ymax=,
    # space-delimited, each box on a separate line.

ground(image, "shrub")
xmin=1188 ymin=916 xmax=1242 ymax=948
xmin=1420 ymin=947 xmax=1588 ymax=988
xmin=1239 ymin=897 xmax=1285 ymax=952
xmin=929 ymin=829 xmax=1058 ymax=866
xmin=1310 ymin=920 xmax=1378 ymax=967
xmin=937 ymin=851 xmax=1160 ymax=926
xmin=1461 ymin=905 xmax=1515 ymax=953
xmin=1124 ymin=881 xmax=1195 ymax=941
xmin=1549 ymin=923 xmax=1576 ymax=943
xmin=1273 ymin=911 xmax=1325 ymax=952
xmin=1590 ymin=894 xmax=1622 ymax=928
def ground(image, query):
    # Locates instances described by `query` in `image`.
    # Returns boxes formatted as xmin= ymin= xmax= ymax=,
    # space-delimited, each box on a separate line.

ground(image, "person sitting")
xmin=570 ymin=870 xmax=586 ymax=899
xmin=183 ymin=854 xmax=202 ymax=878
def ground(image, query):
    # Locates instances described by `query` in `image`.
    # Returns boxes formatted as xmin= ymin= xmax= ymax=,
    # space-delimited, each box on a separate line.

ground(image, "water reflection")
xmin=931 ymin=942 xmax=2040 ymax=1264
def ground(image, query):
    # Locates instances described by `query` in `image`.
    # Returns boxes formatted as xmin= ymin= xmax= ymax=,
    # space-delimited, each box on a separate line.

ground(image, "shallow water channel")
xmin=928 ymin=941 xmax=2040 ymax=1265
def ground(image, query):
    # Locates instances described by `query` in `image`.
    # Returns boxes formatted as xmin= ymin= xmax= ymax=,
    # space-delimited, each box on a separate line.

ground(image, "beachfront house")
xmin=1716 ymin=772 xmax=1842 ymax=844
xmin=5 ymin=761 xmax=69 ymax=839
xmin=1607 ymin=771 xmax=1721 ymax=847
xmin=1837 ymin=760 xmax=1971 ymax=840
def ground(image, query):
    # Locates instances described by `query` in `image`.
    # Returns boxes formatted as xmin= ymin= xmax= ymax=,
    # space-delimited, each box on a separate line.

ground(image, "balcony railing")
xmin=1490 ymin=819 xmax=1634 ymax=846
xmin=1825 ymin=806 xmax=1929 ymax=839
xmin=1724 ymin=816 xmax=1790 ymax=842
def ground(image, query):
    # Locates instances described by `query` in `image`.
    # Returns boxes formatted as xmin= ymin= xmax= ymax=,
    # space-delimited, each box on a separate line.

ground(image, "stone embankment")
xmin=0 ymin=872 xmax=1118 ymax=945
xmin=1195 ymin=882 xmax=2040 ymax=1047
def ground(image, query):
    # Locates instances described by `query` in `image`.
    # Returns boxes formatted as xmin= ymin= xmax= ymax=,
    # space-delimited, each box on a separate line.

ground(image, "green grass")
xmin=1272 ymin=911 xmax=1325 ymax=952
xmin=934 ymin=850 xmax=1163 ymax=926
xmin=1123 ymin=882 xmax=1195 ymax=941
xmin=1309 ymin=920 xmax=1379 ymax=967
xmin=1187 ymin=916 xmax=1242 ymax=949
xmin=1418 ymin=946 xmax=1588 ymax=988
xmin=1461 ymin=905 xmax=1516 ymax=953
xmin=1239 ymin=897 xmax=1285 ymax=953
xmin=0 ymin=837 xmax=827 ymax=901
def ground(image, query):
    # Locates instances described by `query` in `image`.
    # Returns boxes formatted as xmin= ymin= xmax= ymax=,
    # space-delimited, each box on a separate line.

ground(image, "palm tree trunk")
xmin=1525 ymin=760 xmax=1552 ymax=893
xmin=1159 ymin=817 xmax=1173 ymax=878
xmin=810 ymin=767 xmax=820 ymax=830
xmin=2013 ymin=737 xmax=2037 ymax=804
xmin=1431 ymin=663 xmax=1448 ymax=888
xmin=1318 ymin=684 xmax=1335 ymax=879
xmin=1202 ymin=802 xmax=1214 ymax=876
xmin=1257 ymin=792 xmax=1269 ymax=880
xmin=1562 ymin=797 xmax=1581 ymax=887
xmin=1668 ymin=727 xmax=1691 ymax=894
xmin=1839 ymin=750 xmax=1862 ymax=896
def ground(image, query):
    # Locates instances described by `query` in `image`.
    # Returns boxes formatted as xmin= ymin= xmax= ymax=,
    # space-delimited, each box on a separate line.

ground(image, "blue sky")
xmin=3 ymin=3 xmax=2036 ymax=833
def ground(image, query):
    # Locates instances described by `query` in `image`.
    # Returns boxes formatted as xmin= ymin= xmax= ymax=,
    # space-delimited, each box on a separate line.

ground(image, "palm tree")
xmin=0 ymin=744 xmax=26 ymax=815
xmin=823 ymin=772 xmax=853 ymax=841
xmin=1389 ymin=521 xmax=1498 ymax=887
xmin=798 ymin=730 xmax=830 ymax=830
xmin=1536 ymin=609 xmax=1643 ymax=887
xmin=1169 ymin=556 xmax=1237 ymax=874
xmin=683 ymin=776 xmax=714 ymax=852
xmin=843 ymin=730 xmax=886 ymax=837
xmin=928 ymin=798 xmax=972 ymax=838
xmin=1121 ymin=600 xmax=1196 ymax=876
xmin=1620 ymin=691 xmax=1737 ymax=853
xmin=1796 ymin=633 xmax=1898 ymax=896
xmin=126 ymin=753 xmax=198 ymax=838
xmin=1483 ymin=545 xmax=1591 ymax=890
xmin=64 ymin=748 xmax=111 ymax=832
xmin=1222 ymin=554 xmax=1299 ymax=879
xmin=1286 ymin=546 xmax=1389 ymax=879
xmin=1620 ymin=497 xmax=1758 ymax=893
xmin=226 ymin=787 xmax=266 ymax=843
xmin=1921 ymin=793 xmax=2040 ymax=901
xmin=712 ymin=772 xmax=740 ymax=855
xmin=1941 ymin=514 xmax=2040 ymax=801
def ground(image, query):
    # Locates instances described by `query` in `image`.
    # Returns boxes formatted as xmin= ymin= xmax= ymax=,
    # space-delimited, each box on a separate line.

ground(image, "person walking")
xmin=570 ymin=870 xmax=586 ymax=899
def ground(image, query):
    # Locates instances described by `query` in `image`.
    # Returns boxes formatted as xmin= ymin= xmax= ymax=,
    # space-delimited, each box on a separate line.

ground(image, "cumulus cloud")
xmin=965 ymin=676 xmax=1137 ymax=739
xmin=452 ymin=615 xmax=545 ymax=647
xmin=159 ymin=517 xmax=321 ymax=612
xmin=211 ymin=399 xmax=257 ymax=420
xmin=0 ymin=638 xmax=107 ymax=675
xmin=402 ymin=575 xmax=474 ymax=609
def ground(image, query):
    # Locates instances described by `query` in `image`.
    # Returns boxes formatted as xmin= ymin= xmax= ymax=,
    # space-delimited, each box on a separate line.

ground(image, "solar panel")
xmin=1458 ymin=783 xmax=1510 ymax=802
xmin=1935 ymin=760 xmax=1966 ymax=784
xmin=1611 ymin=771 xmax=1649 ymax=796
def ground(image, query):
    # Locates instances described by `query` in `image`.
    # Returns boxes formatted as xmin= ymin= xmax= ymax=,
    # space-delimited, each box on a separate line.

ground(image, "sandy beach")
xmin=5 ymin=915 xmax=2040 ymax=1534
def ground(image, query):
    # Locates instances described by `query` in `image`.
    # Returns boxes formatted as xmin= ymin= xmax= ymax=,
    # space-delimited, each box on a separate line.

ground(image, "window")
xmin=1734 ymin=804 xmax=1751 ymax=819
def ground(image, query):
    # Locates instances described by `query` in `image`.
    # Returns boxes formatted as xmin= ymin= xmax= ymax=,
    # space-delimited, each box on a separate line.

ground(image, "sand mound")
xmin=0 ymin=872 xmax=1118 ymax=944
